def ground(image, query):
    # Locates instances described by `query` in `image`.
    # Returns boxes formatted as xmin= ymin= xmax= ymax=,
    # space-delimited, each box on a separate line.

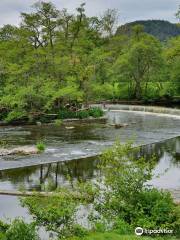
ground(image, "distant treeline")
xmin=116 ymin=20 xmax=180 ymax=41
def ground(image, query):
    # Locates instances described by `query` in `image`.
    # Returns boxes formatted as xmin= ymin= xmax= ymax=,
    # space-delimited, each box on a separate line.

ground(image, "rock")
xmin=36 ymin=121 xmax=42 ymax=126
xmin=110 ymin=123 xmax=129 ymax=128
xmin=65 ymin=126 xmax=75 ymax=130
xmin=0 ymin=146 xmax=38 ymax=156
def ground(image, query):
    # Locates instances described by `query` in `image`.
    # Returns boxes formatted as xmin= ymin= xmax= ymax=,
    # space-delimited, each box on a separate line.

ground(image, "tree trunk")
xmin=134 ymin=80 xmax=142 ymax=100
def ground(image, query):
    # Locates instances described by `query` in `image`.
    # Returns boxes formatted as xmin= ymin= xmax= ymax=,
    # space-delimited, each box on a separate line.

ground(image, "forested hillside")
xmin=0 ymin=2 xmax=179 ymax=123
xmin=116 ymin=20 xmax=180 ymax=41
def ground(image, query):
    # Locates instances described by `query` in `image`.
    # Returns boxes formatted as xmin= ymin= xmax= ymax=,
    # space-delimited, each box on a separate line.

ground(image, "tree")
xmin=21 ymin=13 xmax=45 ymax=49
xmin=175 ymin=5 xmax=180 ymax=22
xmin=0 ymin=1 xmax=179 ymax=122
xmin=164 ymin=36 xmax=180 ymax=95
xmin=33 ymin=1 xmax=59 ymax=50
xmin=101 ymin=9 xmax=119 ymax=37
xmin=113 ymin=26 xmax=163 ymax=99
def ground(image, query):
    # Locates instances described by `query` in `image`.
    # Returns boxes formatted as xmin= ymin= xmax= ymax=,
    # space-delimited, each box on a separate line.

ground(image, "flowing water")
xmin=0 ymin=109 xmax=180 ymax=239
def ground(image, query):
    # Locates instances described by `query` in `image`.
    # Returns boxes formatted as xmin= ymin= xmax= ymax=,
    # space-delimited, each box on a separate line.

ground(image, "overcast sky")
xmin=0 ymin=0 xmax=179 ymax=27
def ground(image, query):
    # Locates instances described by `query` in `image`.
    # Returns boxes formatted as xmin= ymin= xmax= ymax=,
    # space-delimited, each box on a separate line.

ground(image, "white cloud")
xmin=0 ymin=0 xmax=179 ymax=27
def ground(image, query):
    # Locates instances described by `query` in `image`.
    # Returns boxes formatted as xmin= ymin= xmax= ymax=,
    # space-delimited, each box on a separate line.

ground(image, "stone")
xmin=0 ymin=146 xmax=38 ymax=156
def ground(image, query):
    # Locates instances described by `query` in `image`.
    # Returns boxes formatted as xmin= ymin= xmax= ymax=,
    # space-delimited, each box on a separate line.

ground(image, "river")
xmin=0 ymin=109 xmax=180 ymax=238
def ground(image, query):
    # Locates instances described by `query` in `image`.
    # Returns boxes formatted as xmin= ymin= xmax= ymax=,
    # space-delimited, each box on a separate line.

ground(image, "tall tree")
xmin=101 ymin=9 xmax=119 ymax=37
xmin=113 ymin=26 xmax=162 ymax=99
xmin=175 ymin=5 xmax=180 ymax=22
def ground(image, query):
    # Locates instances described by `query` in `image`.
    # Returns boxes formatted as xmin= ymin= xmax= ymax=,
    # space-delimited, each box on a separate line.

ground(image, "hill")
xmin=116 ymin=20 xmax=180 ymax=41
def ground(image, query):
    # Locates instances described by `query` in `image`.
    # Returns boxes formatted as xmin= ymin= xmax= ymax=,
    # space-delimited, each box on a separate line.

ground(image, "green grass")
xmin=0 ymin=233 xmax=6 ymax=240
xmin=54 ymin=119 xmax=63 ymax=126
xmin=70 ymin=232 xmax=177 ymax=240
xmin=36 ymin=141 xmax=46 ymax=153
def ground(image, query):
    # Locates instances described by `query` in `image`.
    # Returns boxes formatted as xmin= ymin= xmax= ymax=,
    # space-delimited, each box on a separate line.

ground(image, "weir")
xmin=93 ymin=104 xmax=180 ymax=117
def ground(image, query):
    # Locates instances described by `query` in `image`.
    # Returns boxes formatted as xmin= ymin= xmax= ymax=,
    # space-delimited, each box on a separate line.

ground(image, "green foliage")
xmin=0 ymin=233 xmax=6 ymax=240
xmin=88 ymin=107 xmax=104 ymax=118
xmin=36 ymin=141 xmax=46 ymax=153
xmin=76 ymin=110 xmax=90 ymax=119
xmin=91 ymin=84 xmax=119 ymax=100
xmin=21 ymin=141 xmax=180 ymax=239
xmin=93 ymin=142 xmax=180 ymax=236
xmin=59 ymin=109 xmax=77 ymax=119
xmin=69 ymin=232 xmax=175 ymax=240
xmin=164 ymin=36 xmax=180 ymax=95
xmin=5 ymin=110 xmax=28 ymax=123
xmin=0 ymin=221 xmax=9 ymax=233
xmin=22 ymin=192 xmax=80 ymax=238
xmin=0 ymin=219 xmax=39 ymax=240
xmin=116 ymin=20 xmax=180 ymax=41
xmin=64 ymin=224 xmax=88 ymax=238
xmin=54 ymin=119 xmax=63 ymax=126
xmin=0 ymin=1 xmax=179 ymax=122
xmin=113 ymin=33 xmax=163 ymax=99
xmin=175 ymin=5 xmax=180 ymax=22
xmin=59 ymin=107 xmax=104 ymax=119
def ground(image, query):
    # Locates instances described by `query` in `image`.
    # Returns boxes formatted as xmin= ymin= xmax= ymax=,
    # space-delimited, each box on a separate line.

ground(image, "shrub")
xmin=63 ymin=224 xmax=88 ymax=238
xmin=0 ymin=220 xmax=9 ymax=233
xmin=21 ymin=141 xmax=180 ymax=239
xmin=4 ymin=219 xmax=39 ymax=240
xmin=113 ymin=219 xmax=133 ymax=235
xmin=0 ymin=233 xmax=6 ymax=240
xmin=5 ymin=110 xmax=28 ymax=123
xmin=88 ymin=107 xmax=104 ymax=118
xmin=59 ymin=109 xmax=77 ymax=119
xmin=59 ymin=107 xmax=103 ymax=119
xmin=76 ymin=110 xmax=90 ymax=119
xmin=94 ymin=142 xmax=180 ymax=236
xmin=36 ymin=141 xmax=46 ymax=153
xmin=22 ymin=192 xmax=79 ymax=238
xmin=54 ymin=119 xmax=63 ymax=126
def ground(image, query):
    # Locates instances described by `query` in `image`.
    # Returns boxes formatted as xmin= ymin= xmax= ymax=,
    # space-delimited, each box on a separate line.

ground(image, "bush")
xmin=88 ymin=107 xmax=104 ymax=118
xmin=21 ymin=142 xmax=180 ymax=239
xmin=54 ymin=119 xmax=63 ymax=126
xmin=5 ymin=110 xmax=28 ymax=123
xmin=36 ymin=141 xmax=46 ymax=153
xmin=113 ymin=219 xmax=133 ymax=235
xmin=59 ymin=107 xmax=104 ymax=119
xmin=59 ymin=109 xmax=77 ymax=119
xmin=22 ymin=192 xmax=79 ymax=238
xmin=94 ymin=142 xmax=180 ymax=236
xmin=1 ymin=219 xmax=39 ymax=240
xmin=66 ymin=224 xmax=88 ymax=238
xmin=0 ymin=233 xmax=6 ymax=240
xmin=0 ymin=220 xmax=9 ymax=233
xmin=76 ymin=110 xmax=90 ymax=119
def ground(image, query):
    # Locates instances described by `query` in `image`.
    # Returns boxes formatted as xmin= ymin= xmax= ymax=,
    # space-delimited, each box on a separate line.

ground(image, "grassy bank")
xmin=70 ymin=232 xmax=177 ymax=240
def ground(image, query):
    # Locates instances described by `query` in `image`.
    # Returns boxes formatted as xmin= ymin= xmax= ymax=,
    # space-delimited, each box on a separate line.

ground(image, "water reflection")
xmin=0 ymin=157 xmax=99 ymax=191
xmin=0 ymin=137 xmax=179 ymax=192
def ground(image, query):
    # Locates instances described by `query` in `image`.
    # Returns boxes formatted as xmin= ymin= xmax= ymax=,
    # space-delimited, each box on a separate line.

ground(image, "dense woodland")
xmin=0 ymin=1 xmax=179 ymax=122
xmin=116 ymin=20 xmax=180 ymax=41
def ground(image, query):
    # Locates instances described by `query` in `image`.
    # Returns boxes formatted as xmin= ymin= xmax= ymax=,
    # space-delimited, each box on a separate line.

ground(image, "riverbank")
xmin=0 ymin=107 xmax=105 ymax=126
